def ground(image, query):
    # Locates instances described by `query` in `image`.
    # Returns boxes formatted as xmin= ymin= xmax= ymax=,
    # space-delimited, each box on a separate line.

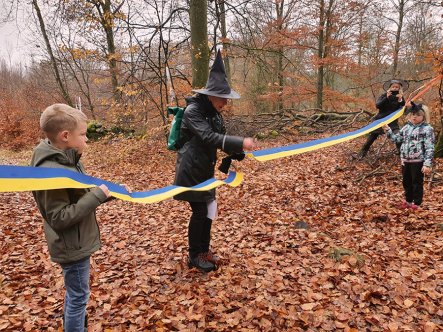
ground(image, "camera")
xmin=390 ymin=90 xmax=399 ymax=95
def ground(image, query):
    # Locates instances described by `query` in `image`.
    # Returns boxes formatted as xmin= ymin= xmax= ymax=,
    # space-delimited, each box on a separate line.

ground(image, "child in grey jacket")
xmin=383 ymin=103 xmax=434 ymax=209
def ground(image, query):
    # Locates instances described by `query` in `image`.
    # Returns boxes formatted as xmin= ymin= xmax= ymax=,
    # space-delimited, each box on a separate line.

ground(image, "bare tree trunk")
xmin=323 ymin=0 xmax=333 ymax=87
xmin=32 ymin=0 xmax=73 ymax=106
xmin=316 ymin=0 xmax=325 ymax=110
xmin=357 ymin=15 xmax=363 ymax=66
xmin=190 ymin=0 xmax=209 ymax=88
xmin=276 ymin=0 xmax=284 ymax=111
xmin=392 ymin=0 xmax=405 ymax=76
xmin=96 ymin=0 xmax=120 ymax=102
xmin=217 ymin=0 xmax=231 ymax=83
xmin=316 ymin=0 xmax=334 ymax=109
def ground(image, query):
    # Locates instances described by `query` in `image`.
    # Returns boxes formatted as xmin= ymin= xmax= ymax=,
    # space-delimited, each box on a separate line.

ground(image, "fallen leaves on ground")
xmin=0 ymin=135 xmax=442 ymax=331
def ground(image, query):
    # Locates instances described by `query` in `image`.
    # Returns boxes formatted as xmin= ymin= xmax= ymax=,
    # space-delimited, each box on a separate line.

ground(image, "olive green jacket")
xmin=31 ymin=140 xmax=108 ymax=264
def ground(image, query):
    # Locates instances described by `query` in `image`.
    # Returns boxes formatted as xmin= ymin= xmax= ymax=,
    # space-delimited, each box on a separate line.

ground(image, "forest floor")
xmin=0 ymin=133 xmax=442 ymax=332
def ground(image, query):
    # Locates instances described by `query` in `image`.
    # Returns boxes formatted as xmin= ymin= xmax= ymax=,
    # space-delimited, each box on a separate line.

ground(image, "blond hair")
xmin=40 ymin=104 xmax=87 ymax=141
xmin=422 ymin=104 xmax=430 ymax=123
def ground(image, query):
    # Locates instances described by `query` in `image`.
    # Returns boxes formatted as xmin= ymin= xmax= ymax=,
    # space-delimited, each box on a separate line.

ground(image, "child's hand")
xmin=98 ymin=184 xmax=111 ymax=198
xmin=382 ymin=125 xmax=390 ymax=132
xmin=422 ymin=166 xmax=432 ymax=175
xmin=405 ymin=101 xmax=412 ymax=107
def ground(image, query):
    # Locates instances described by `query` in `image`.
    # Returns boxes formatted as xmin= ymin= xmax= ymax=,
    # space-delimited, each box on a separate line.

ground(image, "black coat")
xmin=173 ymin=94 xmax=244 ymax=202
xmin=374 ymin=93 xmax=405 ymax=120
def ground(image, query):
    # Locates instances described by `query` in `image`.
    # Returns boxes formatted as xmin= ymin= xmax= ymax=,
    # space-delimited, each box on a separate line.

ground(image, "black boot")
xmin=188 ymin=253 xmax=215 ymax=272
xmin=358 ymin=148 xmax=368 ymax=158
xmin=201 ymin=218 xmax=212 ymax=254
xmin=358 ymin=132 xmax=379 ymax=158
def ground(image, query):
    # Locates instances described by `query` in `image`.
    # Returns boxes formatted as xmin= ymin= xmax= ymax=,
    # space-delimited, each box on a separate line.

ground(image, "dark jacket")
xmin=174 ymin=94 xmax=244 ymax=202
xmin=31 ymin=140 xmax=108 ymax=264
xmin=374 ymin=93 xmax=405 ymax=120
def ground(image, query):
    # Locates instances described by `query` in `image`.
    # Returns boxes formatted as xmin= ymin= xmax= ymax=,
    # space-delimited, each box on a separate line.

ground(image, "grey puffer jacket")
xmin=173 ymin=94 xmax=244 ymax=202
xmin=31 ymin=140 xmax=108 ymax=264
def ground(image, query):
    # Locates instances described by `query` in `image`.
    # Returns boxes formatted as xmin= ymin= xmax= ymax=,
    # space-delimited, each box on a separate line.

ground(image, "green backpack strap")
xmin=167 ymin=106 xmax=185 ymax=151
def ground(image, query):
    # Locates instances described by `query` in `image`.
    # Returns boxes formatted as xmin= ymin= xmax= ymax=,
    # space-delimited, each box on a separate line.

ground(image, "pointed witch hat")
xmin=192 ymin=50 xmax=240 ymax=99
xmin=383 ymin=79 xmax=409 ymax=91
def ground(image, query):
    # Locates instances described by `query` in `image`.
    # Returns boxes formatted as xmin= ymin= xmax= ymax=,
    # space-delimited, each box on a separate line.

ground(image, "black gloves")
xmin=218 ymin=153 xmax=246 ymax=174
xmin=230 ymin=153 xmax=246 ymax=161
xmin=218 ymin=157 xmax=232 ymax=174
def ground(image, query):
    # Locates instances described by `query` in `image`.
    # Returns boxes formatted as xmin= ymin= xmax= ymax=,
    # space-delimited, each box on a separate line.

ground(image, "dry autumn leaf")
xmin=388 ymin=321 xmax=399 ymax=331
xmin=404 ymin=299 xmax=414 ymax=308
xmin=301 ymin=303 xmax=317 ymax=311
xmin=424 ymin=322 xmax=436 ymax=332
xmin=1 ymin=137 xmax=443 ymax=331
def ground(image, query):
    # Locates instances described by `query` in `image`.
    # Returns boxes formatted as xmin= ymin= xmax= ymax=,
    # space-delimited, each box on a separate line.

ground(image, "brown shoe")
xmin=188 ymin=253 xmax=215 ymax=272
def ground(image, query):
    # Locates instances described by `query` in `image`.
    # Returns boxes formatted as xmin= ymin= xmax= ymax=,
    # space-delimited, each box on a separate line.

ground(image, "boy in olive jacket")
xmin=31 ymin=104 xmax=111 ymax=332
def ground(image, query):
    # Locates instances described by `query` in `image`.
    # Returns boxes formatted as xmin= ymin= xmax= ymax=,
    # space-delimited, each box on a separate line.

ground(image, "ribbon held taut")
xmin=0 ymin=75 xmax=441 ymax=202
xmin=247 ymin=74 xmax=442 ymax=162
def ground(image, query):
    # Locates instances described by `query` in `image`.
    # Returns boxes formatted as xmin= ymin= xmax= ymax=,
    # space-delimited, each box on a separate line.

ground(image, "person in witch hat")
xmin=357 ymin=79 xmax=409 ymax=158
xmin=173 ymin=49 xmax=255 ymax=272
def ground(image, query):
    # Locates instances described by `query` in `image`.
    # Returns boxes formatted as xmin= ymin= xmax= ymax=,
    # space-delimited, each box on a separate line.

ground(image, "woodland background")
xmin=0 ymin=0 xmax=443 ymax=331
xmin=0 ymin=0 xmax=443 ymax=148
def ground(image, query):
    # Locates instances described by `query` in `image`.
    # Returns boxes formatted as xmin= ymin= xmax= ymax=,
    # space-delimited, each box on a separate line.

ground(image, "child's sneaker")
xmin=398 ymin=201 xmax=411 ymax=209
xmin=409 ymin=203 xmax=419 ymax=210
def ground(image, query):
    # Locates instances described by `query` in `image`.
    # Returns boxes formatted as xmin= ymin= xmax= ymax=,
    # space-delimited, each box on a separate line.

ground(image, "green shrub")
xmin=87 ymin=121 xmax=108 ymax=140
xmin=87 ymin=122 xmax=136 ymax=141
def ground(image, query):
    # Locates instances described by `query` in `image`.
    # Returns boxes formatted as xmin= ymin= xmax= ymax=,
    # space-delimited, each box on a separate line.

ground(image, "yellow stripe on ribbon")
xmin=248 ymin=74 xmax=442 ymax=162
xmin=247 ymin=106 xmax=405 ymax=161
xmin=0 ymin=166 xmax=243 ymax=204
xmin=0 ymin=75 xmax=441 ymax=203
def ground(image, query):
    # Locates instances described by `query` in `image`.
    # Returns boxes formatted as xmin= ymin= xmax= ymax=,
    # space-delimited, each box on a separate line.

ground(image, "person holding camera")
xmin=173 ymin=50 xmax=255 ymax=273
xmin=357 ymin=79 xmax=408 ymax=158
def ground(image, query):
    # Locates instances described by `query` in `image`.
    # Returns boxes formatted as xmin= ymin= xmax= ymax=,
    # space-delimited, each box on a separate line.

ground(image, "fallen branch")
xmin=427 ymin=171 xmax=442 ymax=190
xmin=225 ymin=108 xmax=372 ymax=136
xmin=355 ymin=165 xmax=385 ymax=183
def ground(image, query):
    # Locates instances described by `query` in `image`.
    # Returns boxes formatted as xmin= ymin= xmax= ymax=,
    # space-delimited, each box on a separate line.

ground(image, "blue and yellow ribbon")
xmin=0 ymin=165 xmax=243 ymax=203
xmin=247 ymin=73 xmax=443 ymax=161
xmin=0 ymin=108 xmax=401 ymax=202
xmin=0 ymin=75 xmax=441 ymax=203
xmin=248 ymin=106 xmax=404 ymax=161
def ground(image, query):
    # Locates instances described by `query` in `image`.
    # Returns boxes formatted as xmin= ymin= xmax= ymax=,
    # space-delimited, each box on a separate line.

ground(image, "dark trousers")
xmin=188 ymin=202 xmax=212 ymax=259
xmin=362 ymin=121 xmax=401 ymax=153
xmin=402 ymin=162 xmax=424 ymax=205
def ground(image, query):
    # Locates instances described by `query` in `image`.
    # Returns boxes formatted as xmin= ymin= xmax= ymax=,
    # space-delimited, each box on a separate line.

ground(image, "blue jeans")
xmin=61 ymin=256 xmax=90 ymax=332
